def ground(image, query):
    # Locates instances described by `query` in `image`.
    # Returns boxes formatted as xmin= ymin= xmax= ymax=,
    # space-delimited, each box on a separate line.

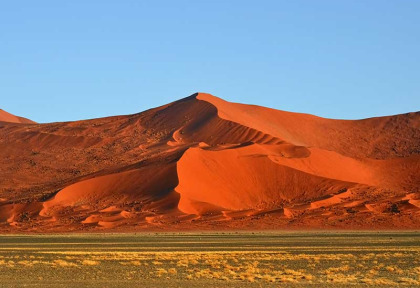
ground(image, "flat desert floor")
xmin=0 ymin=232 xmax=419 ymax=287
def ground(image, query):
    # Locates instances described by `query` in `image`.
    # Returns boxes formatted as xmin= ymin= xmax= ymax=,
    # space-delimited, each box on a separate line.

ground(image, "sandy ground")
xmin=0 ymin=232 xmax=419 ymax=287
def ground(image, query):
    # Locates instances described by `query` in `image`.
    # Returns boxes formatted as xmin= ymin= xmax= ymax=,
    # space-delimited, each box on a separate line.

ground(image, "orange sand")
xmin=0 ymin=109 xmax=35 ymax=124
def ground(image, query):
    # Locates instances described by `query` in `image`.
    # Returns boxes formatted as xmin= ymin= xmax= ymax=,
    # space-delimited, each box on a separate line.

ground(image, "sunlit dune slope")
xmin=0 ymin=109 xmax=36 ymax=124
xmin=0 ymin=93 xmax=419 ymax=232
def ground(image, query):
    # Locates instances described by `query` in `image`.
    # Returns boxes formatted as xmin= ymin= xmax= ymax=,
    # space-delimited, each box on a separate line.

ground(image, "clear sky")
xmin=1 ymin=0 xmax=419 ymax=123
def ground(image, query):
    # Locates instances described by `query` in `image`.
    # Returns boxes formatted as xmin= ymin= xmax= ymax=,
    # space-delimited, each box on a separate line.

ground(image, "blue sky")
xmin=1 ymin=0 xmax=419 ymax=123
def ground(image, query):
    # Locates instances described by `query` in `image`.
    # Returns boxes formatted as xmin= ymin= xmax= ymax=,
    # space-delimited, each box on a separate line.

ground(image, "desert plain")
xmin=0 ymin=232 xmax=419 ymax=287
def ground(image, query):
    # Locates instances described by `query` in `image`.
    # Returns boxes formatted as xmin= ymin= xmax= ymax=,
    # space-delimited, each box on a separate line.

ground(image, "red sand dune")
xmin=0 ymin=93 xmax=419 ymax=232
xmin=0 ymin=109 xmax=35 ymax=124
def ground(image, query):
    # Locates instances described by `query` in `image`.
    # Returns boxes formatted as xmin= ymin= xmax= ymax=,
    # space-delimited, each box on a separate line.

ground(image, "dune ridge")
xmin=0 ymin=93 xmax=419 ymax=232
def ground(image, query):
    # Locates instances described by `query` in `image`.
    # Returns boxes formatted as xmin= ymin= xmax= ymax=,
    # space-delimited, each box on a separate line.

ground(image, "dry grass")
xmin=0 ymin=232 xmax=418 ymax=287
xmin=5 ymin=250 xmax=415 ymax=285
xmin=81 ymin=259 xmax=100 ymax=266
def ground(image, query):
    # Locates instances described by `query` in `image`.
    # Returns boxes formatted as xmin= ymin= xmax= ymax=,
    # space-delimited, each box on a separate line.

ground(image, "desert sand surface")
xmin=0 ymin=93 xmax=419 ymax=232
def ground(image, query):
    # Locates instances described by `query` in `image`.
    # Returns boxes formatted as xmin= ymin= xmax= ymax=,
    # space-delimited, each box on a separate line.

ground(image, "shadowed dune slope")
xmin=0 ymin=93 xmax=419 ymax=232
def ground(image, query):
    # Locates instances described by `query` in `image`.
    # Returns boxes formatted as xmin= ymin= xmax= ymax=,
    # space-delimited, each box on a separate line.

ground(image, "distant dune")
xmin=0 ymin=93 xmax=419 ymax=232
xmin=0 ymin=109 xmax=36 ymax=124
